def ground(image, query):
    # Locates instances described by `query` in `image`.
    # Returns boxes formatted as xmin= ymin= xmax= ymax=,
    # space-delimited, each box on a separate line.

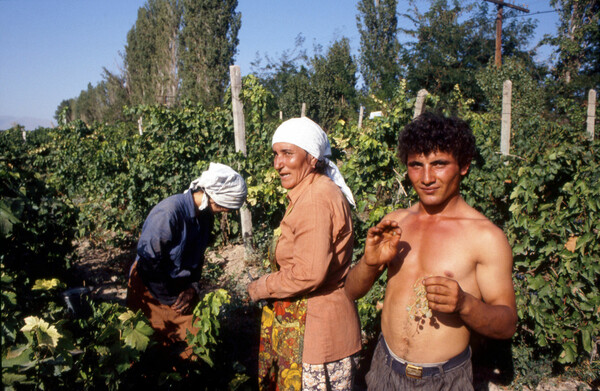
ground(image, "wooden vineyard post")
xmin=301 ymin=103 xmax=306 ymax=118
xmin=413 ymin=89 xmax=428 ymax=119
xmin=358 ymin=106 xmax=364 ymax=129
xmin=587 ymin=89 xmax=596 ymax=140
xmin=501 ymin=80 xmax=512 ymax=156
xmin=229 ymin=65 xmax=253 ymax=254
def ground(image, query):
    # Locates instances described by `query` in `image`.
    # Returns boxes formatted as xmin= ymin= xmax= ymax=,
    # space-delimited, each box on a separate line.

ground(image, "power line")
xmin=508 ymin=10 xmax=558 ymax=18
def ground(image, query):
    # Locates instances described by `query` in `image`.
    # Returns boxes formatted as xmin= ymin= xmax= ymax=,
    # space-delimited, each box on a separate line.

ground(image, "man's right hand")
xmin=364 ymin=220 xmax=402 ymax=267
xmin=345 ymin=220 xmax=402 ymax=301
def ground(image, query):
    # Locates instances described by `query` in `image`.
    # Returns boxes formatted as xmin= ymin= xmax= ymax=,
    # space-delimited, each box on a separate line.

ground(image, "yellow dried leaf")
xmin=564 ymin=236 xmax=578 ymax=252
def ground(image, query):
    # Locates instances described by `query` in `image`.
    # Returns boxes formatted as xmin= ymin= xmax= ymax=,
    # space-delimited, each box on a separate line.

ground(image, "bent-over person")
xmin=127 ymin=163 xmax=247 ymax=359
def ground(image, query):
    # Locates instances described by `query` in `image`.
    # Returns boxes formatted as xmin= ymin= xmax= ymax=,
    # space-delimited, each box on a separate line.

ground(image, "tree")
xmin=356 ymin=0 xmax=401 ymax=102
xmin=72 ymin=83 xmax=103 ymax=124
xmin=179 ymin=0 xmax=241 ymax=107
xmin=251 ymin=36 xmax=359 ymax=129
xmin=400 ymin=0 xmax=538 ymax=110
xmin=310 ymin=38 xmax=359 ymax=129
xmin=57 ymin=0 xmax=244 ymax=123
xmin=99 ymin=68 xmax=130 ymax=122
xmin=251 ymin=34 xmax=311 ymax=120
xmin=124 ymin=0 xmax=182 ymax=106
xmin=54 ymin=68 xmax=128 ymax=125
xmin=544 ymin=0 xmax=599 ymax=90
xmin=54 ymin=100 xmax=74 ymax=125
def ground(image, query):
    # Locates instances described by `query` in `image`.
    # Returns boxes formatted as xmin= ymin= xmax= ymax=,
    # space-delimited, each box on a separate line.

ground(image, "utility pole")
xmin=484 ymin=0 xmax=529 ymax=67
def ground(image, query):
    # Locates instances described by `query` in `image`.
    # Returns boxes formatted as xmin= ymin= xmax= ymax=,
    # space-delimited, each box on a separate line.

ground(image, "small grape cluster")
xmin=406 ymin=277 xmax=432 ymax=321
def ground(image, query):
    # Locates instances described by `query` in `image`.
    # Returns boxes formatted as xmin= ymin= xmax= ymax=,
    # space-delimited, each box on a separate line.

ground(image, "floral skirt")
xmin=258 ymin=298 xmax=307 ymax=391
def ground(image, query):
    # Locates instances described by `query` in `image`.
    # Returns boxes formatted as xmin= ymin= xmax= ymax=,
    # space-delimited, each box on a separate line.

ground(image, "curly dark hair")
xmin=397 ymin=112 xmax=476 ymax=168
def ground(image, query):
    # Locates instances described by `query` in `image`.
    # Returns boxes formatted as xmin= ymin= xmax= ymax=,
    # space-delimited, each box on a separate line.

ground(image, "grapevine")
xmin=406 ymin=276 xmax=433 ymax=322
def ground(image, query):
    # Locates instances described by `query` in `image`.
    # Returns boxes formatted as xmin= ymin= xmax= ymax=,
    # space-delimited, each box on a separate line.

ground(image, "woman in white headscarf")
xmin=248 ymin=118 xmax=361 ymax=391
xmin=127 ymin=163 xmax=246 ymax=360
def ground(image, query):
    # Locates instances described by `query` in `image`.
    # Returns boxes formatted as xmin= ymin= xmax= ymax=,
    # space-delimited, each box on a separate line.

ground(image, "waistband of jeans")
xmin=380 ymin=335 xmax=471 ymax=378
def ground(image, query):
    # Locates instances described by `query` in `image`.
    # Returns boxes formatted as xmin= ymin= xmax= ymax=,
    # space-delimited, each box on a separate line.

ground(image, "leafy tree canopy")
xmin=399 ymin=0 xmax=539 ymax=110
xmin=542 ymin=0 xmax=600 ymax=93
xmin=251 ymin=35 xmax=359 ymax=131
xmin=356 ymin=0 xmax=401 ymax=102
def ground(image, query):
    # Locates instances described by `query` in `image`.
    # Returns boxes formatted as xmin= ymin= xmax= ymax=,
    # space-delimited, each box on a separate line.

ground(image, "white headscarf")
xmin=185 ymin=163 xmax=247 ymax=210
xmin=272 ymin=117 xmax=356 ymax=208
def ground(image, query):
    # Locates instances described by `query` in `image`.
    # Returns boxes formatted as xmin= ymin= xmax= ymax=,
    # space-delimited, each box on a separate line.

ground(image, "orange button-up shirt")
xmin=248 ymin=172 xmax=361 ymax=364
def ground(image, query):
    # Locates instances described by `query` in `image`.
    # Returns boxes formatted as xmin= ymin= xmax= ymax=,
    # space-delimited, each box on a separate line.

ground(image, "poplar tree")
xmin=179 ymin=0 xmax=241 ymax=108
xmin=124 ymin=0 xmax=182 ymax=106
xmin=54 ymin=69 xmax=128 ymax=125
xmin=356 ymin=0 xmax=401 ymax=102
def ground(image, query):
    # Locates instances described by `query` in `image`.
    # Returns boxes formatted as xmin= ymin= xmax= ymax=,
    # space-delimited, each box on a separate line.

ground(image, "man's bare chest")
xmin=388 ymin=221 xmax=478 ymax=285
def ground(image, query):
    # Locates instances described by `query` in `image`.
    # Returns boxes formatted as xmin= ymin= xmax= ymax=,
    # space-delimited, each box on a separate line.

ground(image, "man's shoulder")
xmin=462 ymin=205 xmax=505 ymax=235
xmin=457 ymin=205 xmax=512 ymax=260
xmin=381 ymin=204 xmax=417 ymax=222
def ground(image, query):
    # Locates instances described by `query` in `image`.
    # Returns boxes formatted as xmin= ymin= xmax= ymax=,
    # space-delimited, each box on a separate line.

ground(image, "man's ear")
xmin=460 ymin=162 xmax=471 ymax=176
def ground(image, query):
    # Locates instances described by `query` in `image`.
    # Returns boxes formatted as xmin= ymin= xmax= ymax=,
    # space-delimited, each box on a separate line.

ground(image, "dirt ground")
xmin=70 ymin=241 xmax=594 ymax=391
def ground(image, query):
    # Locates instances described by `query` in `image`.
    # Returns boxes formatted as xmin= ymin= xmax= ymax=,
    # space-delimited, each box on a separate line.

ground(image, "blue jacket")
xmin=136 ymin=191 xmax=213 ymax=305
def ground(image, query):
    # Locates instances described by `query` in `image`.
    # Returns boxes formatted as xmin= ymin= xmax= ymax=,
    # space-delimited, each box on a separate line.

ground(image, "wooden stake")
xmin=229 ymin=65 xmax=253 ymax=252
xmin=230 ymin=66 xmax=247 ymax=155
xmin=413 ymin=89 xmax=428 ymax=119
xmin=358 ymin=106 xmax=364 ymax=129
xmin=501 ymin=80 xmax=512 ymax=155
xmin=587 ymin=89 xmax=596 ymax=140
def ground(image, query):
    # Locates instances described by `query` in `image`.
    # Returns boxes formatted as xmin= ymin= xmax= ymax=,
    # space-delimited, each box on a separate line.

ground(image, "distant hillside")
xmin=0 ymin=115 xmax=53 ymax=131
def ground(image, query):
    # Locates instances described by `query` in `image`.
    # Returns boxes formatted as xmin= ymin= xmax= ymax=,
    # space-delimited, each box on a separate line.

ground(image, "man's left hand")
xmin=171 ymin=287 xmax=197 ymax=314
xmin=423 ymin=275 xmax=469 ymax=314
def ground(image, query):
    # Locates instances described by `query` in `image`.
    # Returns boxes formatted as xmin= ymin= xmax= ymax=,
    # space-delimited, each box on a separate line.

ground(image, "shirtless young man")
xmin=345 ymin=112 xmax=517 ymax=390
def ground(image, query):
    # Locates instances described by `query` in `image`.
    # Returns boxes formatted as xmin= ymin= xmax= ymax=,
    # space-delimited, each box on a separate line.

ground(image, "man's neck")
xmin=417 ymin=193 xmax=464 ymax=217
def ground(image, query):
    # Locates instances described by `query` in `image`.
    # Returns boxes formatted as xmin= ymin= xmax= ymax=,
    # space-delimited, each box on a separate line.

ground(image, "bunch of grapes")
xmin=406 ymin=276 xmax=432 ymax=321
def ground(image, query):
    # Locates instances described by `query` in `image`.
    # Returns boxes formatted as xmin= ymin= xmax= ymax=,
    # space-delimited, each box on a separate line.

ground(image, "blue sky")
xmin=0 ymin=0 xmax=559 ymax=130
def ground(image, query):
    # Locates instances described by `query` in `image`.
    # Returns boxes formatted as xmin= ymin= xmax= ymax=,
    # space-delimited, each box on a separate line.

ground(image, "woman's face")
xmin=272 ymin=142 xmax=317 ymax=189
xmin=208 ymin=198 xmax=231 ymax=214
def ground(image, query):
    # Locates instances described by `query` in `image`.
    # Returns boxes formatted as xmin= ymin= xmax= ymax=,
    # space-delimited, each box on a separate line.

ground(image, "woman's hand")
xmin=171 ymin=287 xmax=197 ymax=314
